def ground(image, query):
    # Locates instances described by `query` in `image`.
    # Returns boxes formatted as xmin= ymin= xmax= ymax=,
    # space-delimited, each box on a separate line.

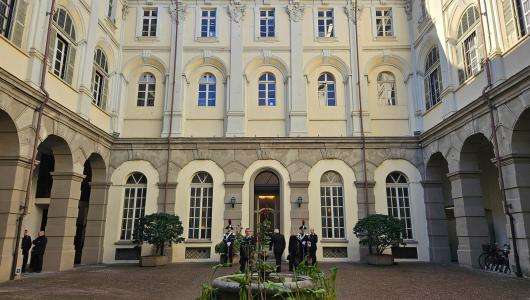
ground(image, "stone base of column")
xmin=44 ymin=244 xmax=75 ymax=272
xmin=430 ymin=246 xmax=451 ymax=263
xmin=225 ymin=113 xmax=245 ymax=137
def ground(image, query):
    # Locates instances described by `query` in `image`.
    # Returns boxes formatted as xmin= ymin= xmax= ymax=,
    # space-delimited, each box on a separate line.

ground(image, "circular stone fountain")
xmin=212 ymin=273 xmax=315 ymax=300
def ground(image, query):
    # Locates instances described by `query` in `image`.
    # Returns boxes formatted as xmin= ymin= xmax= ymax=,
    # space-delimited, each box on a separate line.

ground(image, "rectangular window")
xmin=317 ymin=9 xmax=334 ymax=38
xmin=53 ymin=35 xmax=69 ymax=79
xmin=258 ymin=82 xmax=276 ymax=106
xmin=200 ymin=8 xmax=216 ymax=37
xmin=320 ymin=186 xmax=345 ymax=239
xmin=521 ymin=0 xmax=530 ymax=34
xmin=259 ymin=8 xmax=275 ymax=37
xmin=142 ymin=8 xmax=158 ymax=37
xmin=375 ymin=8 xmax=393 ymax=37
xmin=188 ymin=186 xmax=213 ymax=239
xmin=0 ymin=0 xmax=15 ymax=38
xmin=120 ymin=186 xmax=146 ymax=240
xmin=137 ymin=82 xmax=155 ymax=107
xmin=386 ymin=186 xmax=413 ymax=239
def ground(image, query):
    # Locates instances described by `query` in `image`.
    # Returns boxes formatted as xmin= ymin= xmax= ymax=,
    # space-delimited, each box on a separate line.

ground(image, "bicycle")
xmin=478 ymin=243 xmax=511 ymax=274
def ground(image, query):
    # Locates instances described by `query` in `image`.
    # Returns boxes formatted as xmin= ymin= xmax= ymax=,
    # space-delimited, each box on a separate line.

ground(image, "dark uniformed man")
xmin=297 ymin=221 xmax=309 ymax=264
xmin=20 ymin=229 xmax=32 ymax=273
xmin=223 ymin=220 xmax=235 ymax=265
xmin=239 ymin=228 xmax=256 ymax=273
xmin=288 ymin=228 xmax=299 ymax=271
xmin=308 ymin=227 xmax=318 ymax=265
xmin=269 ymin=228 xmax=286 ymax=272
xmin=30 ymin=230 xmax=47 ymax=273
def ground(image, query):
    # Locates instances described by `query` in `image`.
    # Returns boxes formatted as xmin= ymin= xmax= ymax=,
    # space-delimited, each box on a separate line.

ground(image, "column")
xmin=162 ymin=3 xmax=187 ymax=137
xmin=345 ymin=3 xmax=358 ymax=136
xmin=0 ymin=158 xmax=30 ymax=281
xmin=501 ymin=155 xmax=530 ymax=276
xmin=289 ymin=181 xmax=309 ymax=232
xmin=422 ymin=180 xmax=451 ymax=263
xmin=287 ymin=1 xmax=307 ymax=136
xmin=157 ymin=181 xmax=178 ymax=260
xmin=25 ymin=0 xmax=48 ymax=88
xmin=77 ymin=0 xmax=101 ymax=119
xmin=224 ymin=182 xmax=244 ymax=228
xmin=81 ymin=181 xmax=111 ymax=265
xmin=447 ymin=170 xmax=489 ymax=268
xmin=43 ymin=172 xmax=84 ymax=272
xmin=225 ymin=2 xmax=246 ymax=137
xmin=354 ymin=180 xmax=375 ymax=262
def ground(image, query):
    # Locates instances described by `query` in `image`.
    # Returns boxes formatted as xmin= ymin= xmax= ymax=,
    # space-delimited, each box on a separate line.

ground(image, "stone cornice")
xmin=289 ymin=181 xmax=310 ymax=188
xmin=224 ymin=181 xmax=245 ymax=188
xmin=446 ymin=170 xmax=482 ymax=180
xmin=354 ymin=181 xmax=376 ymax=188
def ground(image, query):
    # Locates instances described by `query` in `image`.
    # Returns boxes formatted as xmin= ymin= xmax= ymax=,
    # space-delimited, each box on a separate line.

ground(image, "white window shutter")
xmin=136 ymin=6 xmax=143 ymax=38
xmin=102 ymin=77 xmax=109 ymax=110
xmin=455 ymin=43 xmax=465 ymax=83
xmin=65 ymin=45 xmax=76 ymax=85
xmin=313 ymin=6 xmax=318 ymax=39
xmin=195 ymin=6 xmax=200 ymax=39
xmin=155 ymin=6 xmax=160 ymax=37
xmin=501 ymin=0 xmax=518 ymax=47
xmin=254 ymin=5 xmax=259 ymax=40
xmin=476 ymin=26 xmax=485 ymax=67
xmin=11 ymin=0 xmax=28 ymax=47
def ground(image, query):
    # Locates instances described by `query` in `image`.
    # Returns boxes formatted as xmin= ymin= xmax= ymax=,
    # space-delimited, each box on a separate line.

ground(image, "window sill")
xmin=115 ymin=241 xmax=136 ymax=245
xmin=403 ymin=239 xmax=418 ymax=245
xmin=315 ymin=37 xmax=338 ymax=43
xmin=256 ymin=37 xmax=278 ymax=42
xmin=195 ymin=37 xmax=218 ymax=43
xmin=91 ymin=102 xmax=112 ymax=117
xmin=455 ymin=69 xmax=484 ymax=92
xmin=185 ymin=239 xmax=212 ymax=244
xmin=374 ymin=36 xmax=397 ymax=41
xmin=48 ymin=70 xmax=77 ymax=92
xmin=104 ymin=17 xmax=117 ymax=31
xmin=136 ymin=36 xmax=159 ymax=42
xmin=320 ymin=239 xmax=349 ymax=244
xmin=423 ymin=99 xmax=443 ymax=116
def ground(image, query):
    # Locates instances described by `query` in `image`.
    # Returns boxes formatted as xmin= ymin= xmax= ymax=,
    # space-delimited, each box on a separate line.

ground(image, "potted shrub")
xmin=214 ymin=241 xmax=226 ymax=264
xmin=134 ymin=213 xmax=184 ymax=267
xmin=353 ymin=214 xmax=405 ymax=266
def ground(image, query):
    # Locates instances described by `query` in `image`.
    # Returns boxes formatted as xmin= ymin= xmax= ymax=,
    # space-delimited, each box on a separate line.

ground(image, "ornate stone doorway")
xmin=253 ymin=171 xmax=281 ymax=233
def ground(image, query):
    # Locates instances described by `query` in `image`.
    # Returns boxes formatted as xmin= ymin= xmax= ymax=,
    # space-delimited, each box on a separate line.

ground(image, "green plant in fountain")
xmin=199 ymin=263 xmax=231 ymax=300
xmin=133 ymin=213 xmax=184 ymax=256
xmin=353 ymin=214 xmax=406 ymax=255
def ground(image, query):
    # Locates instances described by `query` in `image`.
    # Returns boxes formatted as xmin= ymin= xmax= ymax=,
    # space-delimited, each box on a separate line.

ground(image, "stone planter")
xmin=140 ymin=255 xmax=168 ymax=267
xmin=367 ymin=254 xmax=394 ymax=266
xmin=213 ymin=273 xmax=315 ymax=300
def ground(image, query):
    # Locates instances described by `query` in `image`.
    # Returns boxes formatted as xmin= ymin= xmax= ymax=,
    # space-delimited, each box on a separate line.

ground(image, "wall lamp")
xmin=297 ymin=196 xmax=303 ymax=208
xmin=230 ymin=196 xmax=236 ymax=208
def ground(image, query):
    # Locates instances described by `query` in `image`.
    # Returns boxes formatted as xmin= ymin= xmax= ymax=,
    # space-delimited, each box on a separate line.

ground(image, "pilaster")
xmin=223 ymin=181 xmax=244 ymax=228
xmin=82 ymin=181 xmax=112 ymax=265
xmin=421 ymin=180 xmax=451 ymax=263
xmin=288 ymin=181 xmax=309 ymax=231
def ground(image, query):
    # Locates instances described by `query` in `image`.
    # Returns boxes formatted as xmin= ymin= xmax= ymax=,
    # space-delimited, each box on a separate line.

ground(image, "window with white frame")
xmin=107 ymin=0 xmax=115 ymax=21
xmin=518 ymin=0 xmax=530 ymax=34
xmin=317 ymin=9 xmax=334 ymax=38
xmin=198 ymin=73 xmax=216 ymax=106
xmin=456 ymin=6 xmax=482 ymax=83
xmin=91 ymin=48 xmax=109 ymax=108
xmin=424 ymin=47 xmax=442 ymax=110
xmin=320 ymin=171 xmax=345 ymax=239
xmin=50 ymin=8 xmax=77 ymax=84
xmin=375 ymin=8 xmax=393 ymax=37
xmin=200 ymin=8 xmax=216 ymax=37
xmin=386 ymin=172 xmax=413 ymax=239
xmin=318 ymin=72 xmax=336 ymax=106
xmin=188 ymin=172 xmax=213 ymax=240
xmin=0 ymin=0 xmax=15 ymax=38
xmin=120 ymin=173 xmax=147 ymax=240
xmin=137 ymin=73 xmax=156 ymax=107
xmin=142 ymin=7 xmax=157 ymax=37
xmin=258 ymin=72 xmax=276 ymax=106
xmin=259 ymin=8 xmax=275 ymax=37
xmin=377 ymin=72 xmax=397 ymax=105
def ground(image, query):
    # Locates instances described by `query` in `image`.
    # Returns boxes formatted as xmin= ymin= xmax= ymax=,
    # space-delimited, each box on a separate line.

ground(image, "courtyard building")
xmin=0 ymin=0 xmax=529 ymax=282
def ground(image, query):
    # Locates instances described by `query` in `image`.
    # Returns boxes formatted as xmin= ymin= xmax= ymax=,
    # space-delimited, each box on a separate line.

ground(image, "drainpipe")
xmin=10 ymin=0 xmax=56 ymax=280
xmin=354 ymin=0 xmax=369 ymax=214
xmin=163 ymin=0 xmax=180 ymax=213
xmin=477 ymin=0 xmax=522 ymax=277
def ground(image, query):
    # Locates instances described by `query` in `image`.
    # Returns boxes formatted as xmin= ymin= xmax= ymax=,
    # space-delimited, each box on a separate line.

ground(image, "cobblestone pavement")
xmin=0 ymin=262 xmax=529 ymax=300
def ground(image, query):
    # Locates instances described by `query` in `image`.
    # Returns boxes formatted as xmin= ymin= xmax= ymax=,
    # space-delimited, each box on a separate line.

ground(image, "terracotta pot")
xmin=140 ymin=255 xmax=168 ymax=267
xmin=367 ymin=254 xmax=394 ymax=266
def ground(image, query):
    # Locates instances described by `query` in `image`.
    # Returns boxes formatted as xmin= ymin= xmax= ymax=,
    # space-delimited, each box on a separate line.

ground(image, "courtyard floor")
xmin=0 ymin=262 xmax=528 ymax=299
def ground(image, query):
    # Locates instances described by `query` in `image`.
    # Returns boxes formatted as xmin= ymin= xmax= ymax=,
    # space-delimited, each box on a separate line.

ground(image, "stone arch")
xmin=245 ymin=55 xmax=289 ymax=80
xmin=363 ymin=53 xmax=412 ymax=80
xmin=183 ymin=56 xmax=228 ymax=82
xmin=0 ymin=109 xmax=20 ymax=157
xmin=37 ymin=134 xmax=73 ymax=172
xmin=305 ymin=55 xmax=350 ymax=82
xmin=511 ymin=107 xmax=530 ymax=155
xmin=122 ymin=55 xmax=169 ymax=82
xmin=446 ymin=2 xmax=478 ymax=41
xmin=374 ymin=159 xmax=430 ymax=261
xmin=94 ymin=39 xmax=117 ymax=73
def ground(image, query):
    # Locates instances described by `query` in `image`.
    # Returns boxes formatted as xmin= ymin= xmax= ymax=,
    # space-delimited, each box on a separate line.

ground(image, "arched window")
xmin=258 ymin=72 xmax=276 ymax=106
xmin=318 ymin=72 xmax=336 ymax=106
xmin=0 ymin=0 xmax=28 ymax=47
xmin=198 ymin=73 xmax=216 ymax=107
xmin=49 ymin=7 xmax=77 ymax=84
xmin=377 ymin=72 xmax=396 ymax=105
xmin=424 ymin=47 xmax=442 ymax=110
xmin=120 ymin=172 xmax=147 ymax=240
xmin=320 ymin=171 xmax=345 ymax=239
xmin=92 ymin=48 xmax=109 ymax=108
xmin=188 ymin=172 xmax=213 ymax=240
xmin=137 ymin=73 xmax=156 ymax=107
xmin=456 ymin=6 xmax=482 ymax=83
xmin=386 ymin=172 xmax=413 ymax=239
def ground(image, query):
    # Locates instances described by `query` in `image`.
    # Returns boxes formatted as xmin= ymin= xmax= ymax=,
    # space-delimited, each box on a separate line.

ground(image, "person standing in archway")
xmin=223 ymin=221 xmax=235 ymax=265
xmin=20 ymin=229 xmax=32 ymax=273
xmin=30 ymin=231 xmax=47 ymax=273
xmin=269 ymin=228 xmax=286 ymax=272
